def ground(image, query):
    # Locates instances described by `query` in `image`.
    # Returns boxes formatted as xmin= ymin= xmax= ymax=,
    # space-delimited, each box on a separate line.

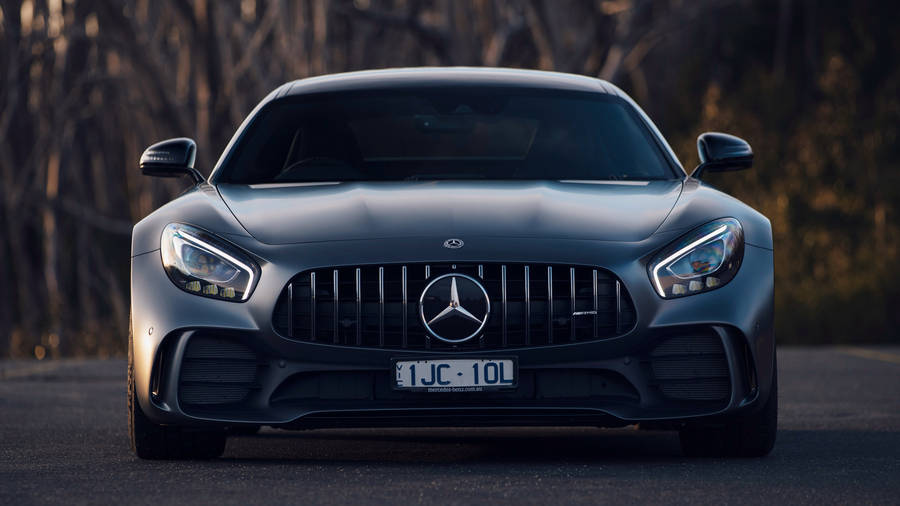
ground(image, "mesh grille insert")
xmin=648 ymin=329 xmax=731 ymax=403
xmin=178 ymin=335 xmax=261 ymax=406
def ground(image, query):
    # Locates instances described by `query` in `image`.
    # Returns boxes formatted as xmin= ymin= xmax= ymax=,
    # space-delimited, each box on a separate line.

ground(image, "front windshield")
xmin=220 ymin=89 xmax=676 ymax=183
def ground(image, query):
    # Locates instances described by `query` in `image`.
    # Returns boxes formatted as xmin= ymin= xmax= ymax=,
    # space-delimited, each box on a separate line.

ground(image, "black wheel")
xmin=128 ymin=323 xmax=227 ymax=460
xmin=679 ymin=357 xmax=778 ymax=458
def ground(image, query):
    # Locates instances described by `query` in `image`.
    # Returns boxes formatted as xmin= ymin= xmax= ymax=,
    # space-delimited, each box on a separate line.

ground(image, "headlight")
xmin=648 ymin=218 xmax=744 ymax=298
xmin=160 ymin=223 xmax=260 ymax=301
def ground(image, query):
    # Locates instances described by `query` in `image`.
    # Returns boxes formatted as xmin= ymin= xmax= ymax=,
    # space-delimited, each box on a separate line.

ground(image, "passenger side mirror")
xmin=140 ymin=138 xmax=204 ymax=184
xmin=692 ymin=132 xmax=753 ymax=179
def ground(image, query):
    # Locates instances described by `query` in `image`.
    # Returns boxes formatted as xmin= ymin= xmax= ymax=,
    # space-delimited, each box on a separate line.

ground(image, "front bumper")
xmin=131 ymin=235 xmax=775 ymax=428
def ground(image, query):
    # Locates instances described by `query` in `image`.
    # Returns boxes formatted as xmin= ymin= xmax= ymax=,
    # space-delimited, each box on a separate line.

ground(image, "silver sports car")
xmin=129 ymin=68 xmax=776 ymax=459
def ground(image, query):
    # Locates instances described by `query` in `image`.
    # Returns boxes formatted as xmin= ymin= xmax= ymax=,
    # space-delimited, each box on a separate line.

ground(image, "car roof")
xmin=278 ymin=67 xmax=622 ymax=98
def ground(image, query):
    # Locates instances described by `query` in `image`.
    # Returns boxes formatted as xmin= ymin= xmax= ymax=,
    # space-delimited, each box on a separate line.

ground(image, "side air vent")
xmin=178 ymin=335 xmax=262 ymax=406
xmin=648 ymin=329 xmax=731 ymax=403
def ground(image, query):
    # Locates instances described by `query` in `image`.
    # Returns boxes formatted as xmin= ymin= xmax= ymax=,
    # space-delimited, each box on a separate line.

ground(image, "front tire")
xmin=679 ymin=357 xmax=778 ymax=458
xmin=128 ymin=324 xmax=227 ymax=460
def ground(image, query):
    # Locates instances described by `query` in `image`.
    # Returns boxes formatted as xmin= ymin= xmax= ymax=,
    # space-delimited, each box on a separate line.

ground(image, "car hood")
xmin=216 ymin=180 xmax=683 ymax=245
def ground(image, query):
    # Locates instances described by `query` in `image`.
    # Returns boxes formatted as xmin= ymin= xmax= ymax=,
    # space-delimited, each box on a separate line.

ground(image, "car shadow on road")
xmin=223 ymin=427 xmax=665 ymax=464
xmin=216 ymin=427 xmax=900 ymax=466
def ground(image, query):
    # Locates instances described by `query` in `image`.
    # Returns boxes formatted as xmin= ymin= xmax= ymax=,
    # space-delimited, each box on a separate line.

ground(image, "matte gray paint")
xmin=131 ymin=184 xmax=250 ymax=257
xmin=657 ymin=179 xmax=773 ymax=250
xmin=216 ymin=180 xmax=684 ymax=245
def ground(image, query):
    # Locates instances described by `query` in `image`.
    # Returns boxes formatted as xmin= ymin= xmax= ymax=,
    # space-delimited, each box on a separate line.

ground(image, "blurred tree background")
xmin=0 ymin=0 xmax=897 ymax=358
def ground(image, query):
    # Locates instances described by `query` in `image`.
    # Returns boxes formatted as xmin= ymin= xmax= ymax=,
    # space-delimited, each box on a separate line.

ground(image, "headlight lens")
xmin=160 ymin=223 xmax=260 ymax=301
xmin=648 ymin=218 xmax=743 ymax=298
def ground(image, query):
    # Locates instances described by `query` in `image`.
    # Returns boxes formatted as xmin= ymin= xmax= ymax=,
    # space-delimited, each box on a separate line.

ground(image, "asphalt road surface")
xmin=1 ymin=347 xmax=898 ymax=505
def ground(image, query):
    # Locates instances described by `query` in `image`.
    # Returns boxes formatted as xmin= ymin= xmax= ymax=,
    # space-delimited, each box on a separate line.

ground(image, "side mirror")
xmin=140 ymin=138 xmax=204 ymax=184
xmin=692 ymin=132 xmax=753 ymax=179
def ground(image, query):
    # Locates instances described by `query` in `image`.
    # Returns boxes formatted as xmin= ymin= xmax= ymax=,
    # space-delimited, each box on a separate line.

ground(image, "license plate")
xmin=393 ymin=358 xmax=517 ymax=392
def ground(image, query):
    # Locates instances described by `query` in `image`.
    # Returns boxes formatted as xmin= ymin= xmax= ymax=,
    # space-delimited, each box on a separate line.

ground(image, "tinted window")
xmin=220 ymin=90 xmax=675 ymax=183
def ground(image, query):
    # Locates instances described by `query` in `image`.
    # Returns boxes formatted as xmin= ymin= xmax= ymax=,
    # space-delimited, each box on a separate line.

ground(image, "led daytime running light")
xmin=174 ymin=230 xmax=256 ymax=300
xmin=651 ymin=225 xmax=727 ymax=297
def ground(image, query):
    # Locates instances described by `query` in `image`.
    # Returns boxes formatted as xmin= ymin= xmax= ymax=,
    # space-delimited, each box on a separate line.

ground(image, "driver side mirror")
xmin=692 ymin=132 xmax=753 ymax=179
xmin=140 ymin=138 xmax=204 ymax=184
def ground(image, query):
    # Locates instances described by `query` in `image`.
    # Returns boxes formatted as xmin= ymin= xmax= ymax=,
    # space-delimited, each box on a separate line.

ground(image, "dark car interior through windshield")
xmin=220 ymin=90 xmax=677 ymax=183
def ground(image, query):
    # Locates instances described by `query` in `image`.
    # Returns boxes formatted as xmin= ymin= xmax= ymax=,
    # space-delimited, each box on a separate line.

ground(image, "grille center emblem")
xmin=443 ymin=238 xmax=464 ymax=249
xmin=419 ymin=274 xmax=490 ymax=343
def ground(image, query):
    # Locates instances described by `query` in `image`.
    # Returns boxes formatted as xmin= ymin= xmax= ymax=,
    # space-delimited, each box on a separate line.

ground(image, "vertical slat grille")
xmin=401 ymin=265 xmax=408 ymax=348
xmin=615 ymin=280 xmax=622 ymax=334
xmin=273 ymin=263 xmax=635 ymax=350
xmin=378 ymin=266 xmax=385 ymax=347
xmin=355 ymin=268 xmax=362 ymax=345
xmin=287 ymin=283 xmax=293 ymax=338
xmin=309 ymin=272 xmax=316 ymax=341
xmin=332 ymin=269 xmax=339 ymax=344
xmin=501 ymin=265 xmax=507 ymax=347
xmin=524 ymin=265 xmax=531 ymax=345
xmin=592 ymin=269 xmax=599 ymax=339
xmin=547 ymin=266 xmax=553 ymax=344
xmin=569 ymin=267 xmax=576 ymax=342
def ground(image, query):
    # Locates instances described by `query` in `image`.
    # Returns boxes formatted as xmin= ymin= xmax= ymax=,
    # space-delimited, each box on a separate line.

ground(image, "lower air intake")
xmin=648 ymin=330 xmax=731 ymax=403
xmin=178 ymin=335 xmax=261 ymax=406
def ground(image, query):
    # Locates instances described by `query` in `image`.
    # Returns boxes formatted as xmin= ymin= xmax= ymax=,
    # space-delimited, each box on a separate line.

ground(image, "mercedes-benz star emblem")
xmin=443 ymin=238 xmax=464 ymax=249
xmin=419 ymin=273 xmax=490 ymax=343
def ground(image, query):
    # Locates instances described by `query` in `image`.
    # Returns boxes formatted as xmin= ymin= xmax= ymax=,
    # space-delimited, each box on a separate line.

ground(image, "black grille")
xmin=178 ymin=335 xmax=262 ymax=406
xmin=273 ymin=263 xmax=636 ymax=350
xmin=648 ymin=330 xmax=731 ymax=402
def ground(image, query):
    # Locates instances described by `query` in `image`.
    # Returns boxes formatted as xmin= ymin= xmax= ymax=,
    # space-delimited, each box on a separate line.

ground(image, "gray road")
xmin=1 ymin=347 xmax=898 ymax=505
